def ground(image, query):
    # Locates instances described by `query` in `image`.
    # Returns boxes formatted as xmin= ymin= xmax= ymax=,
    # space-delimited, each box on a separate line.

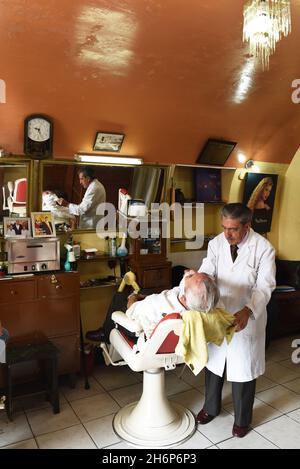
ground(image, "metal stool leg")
xmin=80 ymin=316 xmax=90 ymax=390
xmin=51 ymin=355 xmax=60 ymax=414
xmin=6 ymin=364 xmax=13 ymax=421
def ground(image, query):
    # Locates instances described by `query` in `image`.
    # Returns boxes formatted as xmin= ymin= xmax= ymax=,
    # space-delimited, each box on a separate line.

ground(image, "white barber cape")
xmin=199 ymin=228 xmax=276 ymax=382
xmin=126 ymin=287 xmax=185 ymax=338
xmin=68 ymin=179 xmax=106 ymax=229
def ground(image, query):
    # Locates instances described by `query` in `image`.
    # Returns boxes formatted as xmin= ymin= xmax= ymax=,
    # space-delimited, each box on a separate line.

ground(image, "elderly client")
xmin=87 ymin=272 xmax=219 ymax=343
xmin=126 ymin=271 xmax=222 ymax=338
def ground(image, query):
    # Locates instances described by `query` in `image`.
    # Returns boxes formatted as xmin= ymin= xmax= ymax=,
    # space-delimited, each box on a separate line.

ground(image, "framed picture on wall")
xmin=31 ymin=212 xmax=56 ymax=237
xmin=3 ymin=217 xmax=31 ymax=238
xmin=242 ymin=173 xmax=278 ymax=233
xmin=93 ymin=132 xmax=125 ymax=152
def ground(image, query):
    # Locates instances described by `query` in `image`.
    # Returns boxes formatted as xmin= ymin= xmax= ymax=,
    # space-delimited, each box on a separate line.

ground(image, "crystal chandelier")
xmin=243 ymin=0 xmax=291 ymax=70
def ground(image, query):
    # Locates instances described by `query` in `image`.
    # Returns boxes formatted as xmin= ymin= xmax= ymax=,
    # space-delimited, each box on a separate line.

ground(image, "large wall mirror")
xmin=0 ymin=158 xmax=31 ymax=236
xmin=39 ymin=160 xmax=169 ymax=231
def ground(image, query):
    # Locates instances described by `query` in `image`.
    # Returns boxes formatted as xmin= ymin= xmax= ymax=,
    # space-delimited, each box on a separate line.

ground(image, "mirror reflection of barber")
xmin=57 ymin=166 xmax=106 ymax=229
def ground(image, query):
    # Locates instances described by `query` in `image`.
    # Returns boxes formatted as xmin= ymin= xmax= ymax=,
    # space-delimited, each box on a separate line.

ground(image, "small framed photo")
xmin=3 ymin=217 xmax=32 ymax=238
xmin=93 ymin=132 xmax=125 ymax=152
xmin=31 ymin=212 xmax=56 ymax=238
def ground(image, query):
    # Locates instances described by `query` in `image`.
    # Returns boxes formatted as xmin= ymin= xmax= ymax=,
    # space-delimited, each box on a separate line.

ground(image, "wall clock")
xmin=24 ymin=114 xmax=53 ymax=159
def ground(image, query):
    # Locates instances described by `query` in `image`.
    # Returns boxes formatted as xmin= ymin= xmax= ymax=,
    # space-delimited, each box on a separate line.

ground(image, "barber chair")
xmin=101 ymin=311 xmax=196 ymax=448
xmin=2 ymin=178 xmax=27 ymax=217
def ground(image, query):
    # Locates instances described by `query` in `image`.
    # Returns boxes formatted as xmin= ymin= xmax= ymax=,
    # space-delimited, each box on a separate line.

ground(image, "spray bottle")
xmin=64 ymin=243 xmax=76 ymax=271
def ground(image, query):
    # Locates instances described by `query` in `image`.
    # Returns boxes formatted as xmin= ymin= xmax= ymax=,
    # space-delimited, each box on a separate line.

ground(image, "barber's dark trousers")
xmin=203 ymin=367 xmax=256 ymax=427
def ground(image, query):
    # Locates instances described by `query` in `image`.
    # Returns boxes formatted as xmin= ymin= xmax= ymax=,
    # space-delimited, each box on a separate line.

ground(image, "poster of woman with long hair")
xmin=243 ymin=173 xmax=278 ymax=233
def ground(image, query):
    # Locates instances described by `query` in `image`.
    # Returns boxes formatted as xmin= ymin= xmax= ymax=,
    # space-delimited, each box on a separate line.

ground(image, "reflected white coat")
xmin=68 ymin=179 xmax=106 ymax=229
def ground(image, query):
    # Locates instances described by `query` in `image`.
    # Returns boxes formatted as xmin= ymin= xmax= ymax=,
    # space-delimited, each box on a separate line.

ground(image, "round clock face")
xmin=27 ymin=117 xmax=50 ymax=142
xmin=24 ymin=114 xmax=53 ymax=159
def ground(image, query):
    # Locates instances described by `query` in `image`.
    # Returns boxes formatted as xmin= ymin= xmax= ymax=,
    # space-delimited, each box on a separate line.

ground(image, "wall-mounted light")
xmin=74 ymin=154 xmax=143 ymax=165
xmin=245 ymin=159 xmax=260 ymax=172
xmin=237 ymin=152 xmax=247 ymax=164
xmin=238 ymin=159 xmax=260 ymax=180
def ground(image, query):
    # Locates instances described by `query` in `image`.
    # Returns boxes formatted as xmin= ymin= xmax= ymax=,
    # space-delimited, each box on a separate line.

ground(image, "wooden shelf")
xmin=80 ymin=282 xmax=120 ymax=291
xmin=172 ymin=201 xmax=225 ymax=206
xmin=79 ymin=254 xmax=128 ymax=262
xmin=170 ymin=235 xmax=214 ymax=246
xmin=175 ymin=164 xmax=236 ymax=170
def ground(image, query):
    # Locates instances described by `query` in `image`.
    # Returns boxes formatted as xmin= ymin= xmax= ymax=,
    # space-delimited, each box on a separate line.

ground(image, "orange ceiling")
xmin=0 ymin=0 xmax=300 ymax=166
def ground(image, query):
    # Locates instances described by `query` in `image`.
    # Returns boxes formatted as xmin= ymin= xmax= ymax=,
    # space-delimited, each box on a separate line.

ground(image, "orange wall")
xmin=1 ymin=1 xmax=300 ymax=166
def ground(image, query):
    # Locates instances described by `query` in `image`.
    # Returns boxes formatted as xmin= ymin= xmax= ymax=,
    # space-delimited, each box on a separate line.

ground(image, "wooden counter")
xmin=0 ymin=272 xmax=80 ymax=383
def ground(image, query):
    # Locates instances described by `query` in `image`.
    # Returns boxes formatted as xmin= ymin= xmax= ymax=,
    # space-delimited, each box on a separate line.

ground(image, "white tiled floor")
xmin=1 ymin=334 xmax=300 ymax=449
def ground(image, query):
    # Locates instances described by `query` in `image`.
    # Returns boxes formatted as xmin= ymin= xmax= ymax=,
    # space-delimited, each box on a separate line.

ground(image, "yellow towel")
xmin=175 ymin=309 xmax=236 ymax=376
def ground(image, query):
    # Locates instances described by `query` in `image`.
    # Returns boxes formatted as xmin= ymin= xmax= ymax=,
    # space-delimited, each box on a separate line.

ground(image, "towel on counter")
xmin=175 ymin=308 xmax=236 ymax=376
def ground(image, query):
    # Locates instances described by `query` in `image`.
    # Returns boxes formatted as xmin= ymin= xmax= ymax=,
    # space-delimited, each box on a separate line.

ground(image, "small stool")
xmin=3 ymin=337 xmax=60 ymax=421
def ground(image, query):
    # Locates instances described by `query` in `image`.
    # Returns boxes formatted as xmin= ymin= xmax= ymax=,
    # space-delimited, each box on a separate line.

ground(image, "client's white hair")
xmin=185 ymin=276 xmax=219 ymax=313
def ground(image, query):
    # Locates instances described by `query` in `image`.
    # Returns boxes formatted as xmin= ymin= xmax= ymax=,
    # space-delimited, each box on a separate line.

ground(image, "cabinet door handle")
xmin=10 ymin=290 xmax=16 ymax=295
xmin=55 ymin=284 xmax=62 ymax=290
xmin=50 ymin=274 xmax=58 ymax=284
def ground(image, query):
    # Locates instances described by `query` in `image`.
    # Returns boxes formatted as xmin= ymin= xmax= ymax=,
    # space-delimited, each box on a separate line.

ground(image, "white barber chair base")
xmin=113 ymin=369 xmax=195 ymax=448
xmin=109 ymin=313 xmax=196 ymax=448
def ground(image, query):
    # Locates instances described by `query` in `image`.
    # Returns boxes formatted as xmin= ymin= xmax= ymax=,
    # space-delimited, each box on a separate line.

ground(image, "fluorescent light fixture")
xmin=75 ymin=154 xmax=143 ymax=165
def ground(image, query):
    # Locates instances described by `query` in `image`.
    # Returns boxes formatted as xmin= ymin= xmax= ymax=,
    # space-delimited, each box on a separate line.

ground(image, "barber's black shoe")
xmin=196 ymin=408 xmax=216 ymax=425
xmin=86 ymin=327 xmax=106 ymax=342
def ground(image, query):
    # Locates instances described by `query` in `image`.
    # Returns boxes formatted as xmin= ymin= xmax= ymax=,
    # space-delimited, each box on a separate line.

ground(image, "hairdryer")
xmin=118 ymin=271 xmax=141 ymax=294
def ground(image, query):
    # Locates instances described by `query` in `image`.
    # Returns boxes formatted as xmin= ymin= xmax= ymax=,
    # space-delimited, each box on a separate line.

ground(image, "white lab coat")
xmin=199 ymin=228 xmax=276 ymax=382
xmin=68 ymin=179 xmax=106 ymax=229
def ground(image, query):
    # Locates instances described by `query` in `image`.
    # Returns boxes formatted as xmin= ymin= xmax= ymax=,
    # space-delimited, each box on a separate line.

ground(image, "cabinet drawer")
xmin=37 ymin=273 xmax=80 ymax=299
xmin=39 ymin=298 xmax=80 ymax=336
xmin=0 ymin=301 xmax=39 ymax=337
xmin=142 ymin=267 xmax=171 ymax=289
xmin=0 ymin=279 xmax=36 ymax=304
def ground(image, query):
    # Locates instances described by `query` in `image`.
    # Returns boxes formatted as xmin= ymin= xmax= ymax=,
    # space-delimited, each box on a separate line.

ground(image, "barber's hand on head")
xmin=57 ymin=198 xmax=69 ymax=207
xmin=184 ymin=269 xmax=197 ymax=277
xmin=234 ymin=307 xmax=251 ymax=332
xmin=127 ymin=293 xmax=146 ymax=308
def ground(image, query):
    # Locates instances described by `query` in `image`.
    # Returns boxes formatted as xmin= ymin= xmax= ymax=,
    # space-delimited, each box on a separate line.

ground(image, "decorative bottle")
xmin=117 ymin=234 xmax=128 ymax=257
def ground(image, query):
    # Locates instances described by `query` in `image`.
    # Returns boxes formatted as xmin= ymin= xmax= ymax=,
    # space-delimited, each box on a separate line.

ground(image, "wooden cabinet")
xmin=128 ymin=223 xmax=172 ymax=292
xmin=0 ymin=272 xmax=80 ymax=380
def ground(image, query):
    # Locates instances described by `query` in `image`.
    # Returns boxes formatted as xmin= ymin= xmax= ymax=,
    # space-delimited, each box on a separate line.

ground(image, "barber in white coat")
xmin=196 ymin=203 xmax=276 ymax=438
xmin=57 ymin=166 xmax=106 ymax=229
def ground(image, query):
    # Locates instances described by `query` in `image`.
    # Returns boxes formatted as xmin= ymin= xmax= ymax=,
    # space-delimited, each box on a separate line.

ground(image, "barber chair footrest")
xmin=113 ymin=402 xmax=195 ymax=448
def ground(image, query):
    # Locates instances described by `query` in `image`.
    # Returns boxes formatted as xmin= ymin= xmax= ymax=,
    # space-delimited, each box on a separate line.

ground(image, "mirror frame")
xmin=38 ymin=159 xmax=170 ymax=233
xmin=0 ymin=157 xmax=33 ymax=238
